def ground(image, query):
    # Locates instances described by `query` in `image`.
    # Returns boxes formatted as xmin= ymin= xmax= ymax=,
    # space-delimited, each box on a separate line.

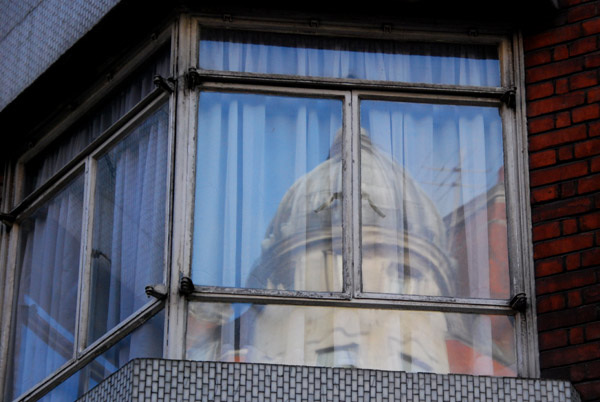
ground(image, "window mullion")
xmin=341 ymin=91 xmax=353 ymax=297
xmin=349 ymin=91 xmax=361 ymax=298
xmin=167 ymin=13 xmax=197 ymax=362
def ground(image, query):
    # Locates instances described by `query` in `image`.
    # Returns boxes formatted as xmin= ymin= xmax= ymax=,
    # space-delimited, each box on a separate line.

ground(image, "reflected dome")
xmin=248 ymin=128 xmax=454 ymax=297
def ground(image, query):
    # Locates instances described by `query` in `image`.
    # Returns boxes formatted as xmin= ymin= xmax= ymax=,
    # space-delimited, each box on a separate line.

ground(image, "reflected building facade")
xmin=187 ymin=129 xmax=516 ymax=376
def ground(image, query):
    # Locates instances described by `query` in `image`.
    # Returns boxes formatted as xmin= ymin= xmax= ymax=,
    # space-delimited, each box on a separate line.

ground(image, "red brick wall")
xmin=524 ymin=1 xmax=600 ymax=400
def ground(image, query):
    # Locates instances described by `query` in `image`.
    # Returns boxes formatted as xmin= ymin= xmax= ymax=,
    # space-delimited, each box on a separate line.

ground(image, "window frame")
xmin=0 ymin=12 xmax=539 ymax=401
xmin=172 ymin=14 xmax=538 ymax=377
xmin=0 ymin=26 xmax=175 ymax=401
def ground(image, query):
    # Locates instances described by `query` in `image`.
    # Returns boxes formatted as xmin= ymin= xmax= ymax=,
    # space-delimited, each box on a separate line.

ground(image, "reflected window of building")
xmin=187 ymin=24 xmax=524 ymax=377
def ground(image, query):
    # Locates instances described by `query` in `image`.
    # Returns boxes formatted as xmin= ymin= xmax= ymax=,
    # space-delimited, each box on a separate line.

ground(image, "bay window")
xmin=1 ymin=35 xmax=172 ymax=402
xmin=0 ymin=13 xmax=536 ymax=401
xmin=182 ymin=20 xmax=534 ymax=378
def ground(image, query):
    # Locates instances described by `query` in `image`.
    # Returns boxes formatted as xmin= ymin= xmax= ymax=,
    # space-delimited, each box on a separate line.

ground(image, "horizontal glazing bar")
xmin=192 ymin=71 xmax=508 ymax=98
xmin=188 ymin=291 xmax=513 ymax=314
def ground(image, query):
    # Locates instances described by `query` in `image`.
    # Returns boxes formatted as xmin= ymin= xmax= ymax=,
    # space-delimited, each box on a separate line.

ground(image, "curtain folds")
xmin=200 ymin=28 xmax=500 ymax=87
xmin=88 ymin=104 xmax=168 ymax=345
xmin=9 ymin=175 xmax=84 ymax=400
xmin=25 ymin=46 xmax=171 ymax=195
xmin=192 ymin=92 xmax=341 ymax=290
xmin=361 ymin=101 xmax=506 ymax=299
xmin=9 ymin=103 xmax=168 ymax=401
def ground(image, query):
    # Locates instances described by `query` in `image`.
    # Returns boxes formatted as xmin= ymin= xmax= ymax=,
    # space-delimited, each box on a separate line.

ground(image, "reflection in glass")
xmin=7 ymin=175 xmax=84 ymax=401
xmin=38 ymin=311 xmax=164 ymax=402
xmin=200 ymin=28 xmax=500 ymax=87
xmin=186 ymin=302 xmax=516 ymax=377
xmin=360 ymin=102 xmax=508 ymax=299
xmin=192 ymin=92 xmax=342 ymax=291
xmin=88 ymin=104 xmax=168 ymax=344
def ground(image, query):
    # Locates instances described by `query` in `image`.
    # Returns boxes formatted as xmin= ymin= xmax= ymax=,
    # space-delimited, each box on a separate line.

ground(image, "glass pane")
xmin=25 ymin=45 xmax=171 ymax=195
xmin=6 ymin=175 xmax=84 ymax=401
xmin=38 ymin=311 xmax=164 ymax=402
xmin=192 ymin=92 xmax=343 ymax=291
xmin=360 ymin=101 xmax=507 ymax=299
xmin=200 ymin=28 xmax=500 ymax=87
xmin=88 ymin=104 xmax=169 ymax=344
xmin=186 ymin=302 xmax=516 ymax=377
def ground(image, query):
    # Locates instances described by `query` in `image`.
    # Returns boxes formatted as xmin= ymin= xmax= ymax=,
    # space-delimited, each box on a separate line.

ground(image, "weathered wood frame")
xmin=178 ymin=15 xmax=538 ymax=377
xmin=0 ymin=23 xmax=176 ymax=401
xmin=0 ymin=10 xmax=539 ymax=402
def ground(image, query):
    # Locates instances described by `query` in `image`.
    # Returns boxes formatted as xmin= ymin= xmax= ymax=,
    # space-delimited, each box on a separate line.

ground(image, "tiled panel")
xmin=0 ymin=0 xmax=121 ymax=110
xmin=78 ymin=359 xmax=581 ymax=402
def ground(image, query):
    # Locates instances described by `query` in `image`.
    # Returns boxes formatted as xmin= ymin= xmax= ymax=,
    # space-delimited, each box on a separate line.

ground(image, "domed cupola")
xmin=247 ymin=129 xmax=454 ymax=297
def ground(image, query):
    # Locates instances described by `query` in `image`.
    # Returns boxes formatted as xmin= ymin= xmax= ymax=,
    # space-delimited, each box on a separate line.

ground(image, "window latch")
xmin=501 ymin=87 xmax=517 ymax=108
xmin=510 ymin=292 xmax=527 ymax=312
xmin=153 ymin=75 xmax=176 ymax=94
xmin=185 ymin=68 xmax=202 ymax=90
xmin=179 ymin=276 xmax=195 ymax=296
xmin=0 ymin=212 xmax=15 ymax=230
xmin=145 ymin=284 xmax=168 ymax=300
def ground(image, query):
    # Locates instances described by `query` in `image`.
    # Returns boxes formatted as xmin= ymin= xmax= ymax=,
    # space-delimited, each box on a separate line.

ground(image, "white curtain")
xmin=200 ymin=28 xmax=500 ymax=86
xmin=187 ymin=34 xmax=511 ymax=376
xmin=88 ymin=103 xmax=168 ymax=351
xmin=9 ymin=175 xmax=84 ymax=400
xmin=192 ymin=92 xmax=340 ymax=288
xmin=362 ymin=101 xmax=504 ymax=299
xmin=26 ymin=46 xmax=171 ymax=195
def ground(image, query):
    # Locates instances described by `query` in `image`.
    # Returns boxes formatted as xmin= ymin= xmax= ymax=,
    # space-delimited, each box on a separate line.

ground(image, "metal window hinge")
xmin=153 ymin=75 xmax=176 ymax=94
xmin=185 ymin=68 xmax=202 ymax=90
xmin=0 ymin=212 xmax=15 ymax=230
xmin=179 ymin=276 xmax=195 ymax=296
xmin=501 ymin=87 xmax=517 ymax=108
xmin=145 ymin=284 xmax=168 ymax=300
xmin=510 ymin=292 xmax=527 ymax=312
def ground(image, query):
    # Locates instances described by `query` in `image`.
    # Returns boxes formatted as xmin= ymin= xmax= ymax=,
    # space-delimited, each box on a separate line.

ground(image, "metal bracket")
xmin=145 ymin=284 xmax=168 ymax=300
xmin=510 ymin=292 xmax=527 ymax=312
xmin=153 ymin=75 xmax=176 ymax=94
xmin=501 ymin=87 xmax=517 ymax=108
xmin=179 ymin=276 xmax=195 ymax=296
xmin=185 ymin=68 xmax=202 ymax=90
xmin=0 ymin=212 xmax=15 ymax=230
